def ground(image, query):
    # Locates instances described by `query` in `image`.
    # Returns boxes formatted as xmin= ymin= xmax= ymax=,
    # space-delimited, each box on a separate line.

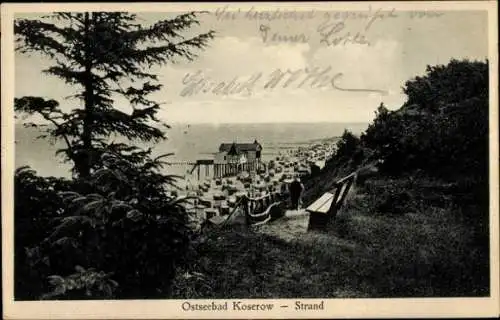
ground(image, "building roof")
xmin=219 ymin=141 xmax=262 ymax=153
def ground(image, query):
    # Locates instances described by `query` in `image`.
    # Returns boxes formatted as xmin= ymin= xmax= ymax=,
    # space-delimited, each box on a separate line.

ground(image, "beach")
xmin=15 ymin=122 xmax=365 ymax=229
xmin=176 ymin=136 xmax=338 ymax=230
xmin=15 ymin=122 xmax=368 ymax=178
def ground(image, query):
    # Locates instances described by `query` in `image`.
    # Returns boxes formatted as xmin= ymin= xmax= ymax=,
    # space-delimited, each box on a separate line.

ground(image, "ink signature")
xmin=317 ymin=21 xmax=371 ymax=46
xmin=180 ymin=67 xmax=388 ymax=97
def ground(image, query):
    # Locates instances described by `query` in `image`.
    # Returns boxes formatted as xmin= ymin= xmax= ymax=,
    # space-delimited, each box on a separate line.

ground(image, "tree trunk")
xmin=80 ymin=12 xmax=94 ymax=179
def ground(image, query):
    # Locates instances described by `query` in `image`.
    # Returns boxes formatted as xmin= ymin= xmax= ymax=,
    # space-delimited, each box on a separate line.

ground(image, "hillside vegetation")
xmin=171 ymin=58 xmax=490 ymax=298
xmin=14 ymin=12 xmax=215 ymax=300
xmin=14 ymin=54 xmax=489 ymax=298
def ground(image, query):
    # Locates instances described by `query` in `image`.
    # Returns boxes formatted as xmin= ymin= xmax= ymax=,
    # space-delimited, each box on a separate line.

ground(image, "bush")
xmin=333 ymin=130 xmax=361 ymax=163
xmin=15 ymin=166 xmax=74 ymax=300
xmin=375 ymin=190 xmax=414 ymax=215
xmin=361 ymin=59 xmax=488 ymax=181
xmin=17 ymin=147 xmax=193 ymax=299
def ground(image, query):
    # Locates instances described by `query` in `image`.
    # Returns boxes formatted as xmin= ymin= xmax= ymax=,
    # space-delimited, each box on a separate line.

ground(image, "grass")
xmin=171 ymin=175 xmax=490 ymax=298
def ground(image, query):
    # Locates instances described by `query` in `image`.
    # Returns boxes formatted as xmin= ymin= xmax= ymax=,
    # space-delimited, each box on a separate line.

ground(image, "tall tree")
xmin=15 ymin=12 xmax=215 ymax=178
xmin=14 ymin=12 xmax=215 ymax=299
xmin=361 ymin=59 xmax=488 ymax=177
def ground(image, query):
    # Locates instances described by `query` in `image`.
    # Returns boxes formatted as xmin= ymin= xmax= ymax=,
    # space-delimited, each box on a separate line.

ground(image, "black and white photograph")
xmin=2 ymin=2 xmax=498 ymax=319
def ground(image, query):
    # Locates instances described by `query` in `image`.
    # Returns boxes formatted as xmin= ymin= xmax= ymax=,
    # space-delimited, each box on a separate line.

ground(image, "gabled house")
xmin=215 ymin=140 xmax=262 ymax=164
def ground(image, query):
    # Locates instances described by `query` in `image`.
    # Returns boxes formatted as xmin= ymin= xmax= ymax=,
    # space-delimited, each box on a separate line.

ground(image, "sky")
xmin=14 ymin=7 xmax=489 ymax=124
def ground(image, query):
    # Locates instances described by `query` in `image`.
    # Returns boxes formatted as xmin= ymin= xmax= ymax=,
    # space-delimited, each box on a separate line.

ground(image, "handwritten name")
xmin=180 ymin=71 xmax=261 ymax=97
xmin=315 ymin=6 xmax=398 ymax=46
xmin=317 ymin=21 xmax=371 ymax=46
xmin=260 ymin=24 xmax=309 ymax=43
xmin=179 ymin=67 xmax=388 ymax=97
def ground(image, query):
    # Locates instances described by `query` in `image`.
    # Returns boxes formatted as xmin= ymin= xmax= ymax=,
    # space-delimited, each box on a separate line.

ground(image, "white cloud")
xmin=15 ymin=34 xmax=407 ymax=124
xmin=155 ymin=36 xmax=409 ymax=123
xmin=310 ymin=39 xmax=405 ymax=92
xmin=188 ymin=36 xmax=310 ymax=75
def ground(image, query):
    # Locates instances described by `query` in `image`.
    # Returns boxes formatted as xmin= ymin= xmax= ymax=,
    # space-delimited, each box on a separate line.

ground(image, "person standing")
xmin=289 ymin=177 xmax=304 ymax=210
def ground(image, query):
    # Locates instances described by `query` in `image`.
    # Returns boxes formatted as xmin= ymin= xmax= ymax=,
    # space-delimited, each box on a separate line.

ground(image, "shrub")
xmin=361 ymin=59 xmax=488 ymax=180
xmin=15 ymin=166 xmax=74 ymax=299
xmin=334 ymin=130 xmax=361 ymax=163
xmin=19 ymin=147 xmax=193 ymax=299
xmin=375 ymin=190 xmax=414 ymax=215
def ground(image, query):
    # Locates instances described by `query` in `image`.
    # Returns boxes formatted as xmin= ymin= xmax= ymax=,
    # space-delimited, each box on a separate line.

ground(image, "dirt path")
xmin=253 ymin=208 xmax=360 ymax=256
xmin=259 ymin=160 xmax=379 ymax=242
xmin=253 ymin=209 xmax=310 ymax=241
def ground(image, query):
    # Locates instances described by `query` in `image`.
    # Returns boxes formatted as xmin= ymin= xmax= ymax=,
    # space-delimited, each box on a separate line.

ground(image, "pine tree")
xmin=15 ymin=12 xmax=215 ymax=178
xmin=14 ymin=12 xmax=215 ymax=299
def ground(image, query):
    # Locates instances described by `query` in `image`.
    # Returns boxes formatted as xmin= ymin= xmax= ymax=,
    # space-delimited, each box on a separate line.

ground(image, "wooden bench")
xmin=306 ymin=172 xmax=357 ymax=231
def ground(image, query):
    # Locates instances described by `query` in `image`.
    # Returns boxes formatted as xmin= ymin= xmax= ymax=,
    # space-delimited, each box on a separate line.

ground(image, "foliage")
xmin=171 ymin=59 xmax=491 ymax=300
xmin=14 ymin=166 xmax=74 ymax=299
xmin=42 ymin=266 xmax=118 ymax=300
xmin=14 ymin=12 xmax=214 ymax=299
xmin=328 ymin=176 xmax=489 ymax=297
xmin=361 ymin=59 xmax=489 ymax=180
xmin=15 ymin=12 xmax=215 ymax=178
xmin=333 ymin=129 xmax=361 ymax=162
xmin=19 ymin=149 xmax=194 ymax=299
xmin=402 ymin=59 xmax=488 ymax=112
xmin=321 ymin=129 xmax=365 ymax=179
xmin=173 ymin=184 xmax=489 ymax=298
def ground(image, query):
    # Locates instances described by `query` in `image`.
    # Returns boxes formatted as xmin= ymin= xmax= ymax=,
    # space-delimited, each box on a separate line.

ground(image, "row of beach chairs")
xmin=202 ymin=170 xmax=357 ymax=231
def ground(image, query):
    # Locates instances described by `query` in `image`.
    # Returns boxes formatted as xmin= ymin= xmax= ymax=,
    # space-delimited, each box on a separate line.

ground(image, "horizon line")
xmin=166 ymin=121 xmax=371 ymax=125
xmin=15 ymin=120 xmax=371 ymax=126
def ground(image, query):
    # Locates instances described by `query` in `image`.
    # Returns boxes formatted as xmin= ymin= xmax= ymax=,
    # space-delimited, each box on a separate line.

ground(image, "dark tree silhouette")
xmin=15 ymin=12 xmax=215 ymax=178
xmin=362 ymin=59 xmax=488 ymax=178
xmin=14 ymin=12 xmax=215 ymax=300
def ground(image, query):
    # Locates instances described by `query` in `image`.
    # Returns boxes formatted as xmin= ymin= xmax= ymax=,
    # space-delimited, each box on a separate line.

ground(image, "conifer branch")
xmin=15 ymin=11 xmax=215 ymax=177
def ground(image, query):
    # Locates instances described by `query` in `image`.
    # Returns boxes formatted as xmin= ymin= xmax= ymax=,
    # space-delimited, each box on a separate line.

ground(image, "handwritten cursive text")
xmin=259 ymin=24 xmax=309 ymax=44
xmin=179 ymin=67 xmax=388 ymax=97
xmin=317 ymin=21 xmax=371 ymax=46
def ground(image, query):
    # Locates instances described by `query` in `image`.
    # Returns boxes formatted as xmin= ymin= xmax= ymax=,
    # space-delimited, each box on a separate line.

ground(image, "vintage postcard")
xmin=2 ymin=1 xmax=499 ymax=319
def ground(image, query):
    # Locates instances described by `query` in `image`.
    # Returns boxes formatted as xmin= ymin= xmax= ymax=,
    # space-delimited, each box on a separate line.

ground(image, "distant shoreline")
xmin=15 ymin=123 xmax=352 ymax=178
xmin=167 ymin=121 xmax=369 ymax=125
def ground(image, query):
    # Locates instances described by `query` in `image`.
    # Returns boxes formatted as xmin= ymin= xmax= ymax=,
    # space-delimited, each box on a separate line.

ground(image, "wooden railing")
xmin=241 ymin=191 xmax=283 ymax=226
xmin=188 ymin=160 xmax=265 ymax=180
xmin=212 ymin=191 xmax=284 ymax=228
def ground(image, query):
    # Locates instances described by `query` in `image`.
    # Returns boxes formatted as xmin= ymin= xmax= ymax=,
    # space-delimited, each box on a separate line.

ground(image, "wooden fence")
xmin=184 ymin=160 xmax=265 ymax=180
xmin=212 ymin=191 xmax=284 ymax=228
xmin=204 ymin=169 xmax=364 ymax=231
xmin=241 ymin=191 xmax=284 ymax=226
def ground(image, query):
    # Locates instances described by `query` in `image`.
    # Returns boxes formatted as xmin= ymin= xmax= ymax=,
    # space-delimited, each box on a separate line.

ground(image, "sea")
xmin=14 ymin=122 xmax=369 ymax=180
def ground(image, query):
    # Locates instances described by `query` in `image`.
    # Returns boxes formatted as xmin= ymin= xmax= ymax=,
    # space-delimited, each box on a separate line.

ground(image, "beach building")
xmin=214 ymin=140 xmax=263 ymax=177
xmin=215 ymin=140 xmax=262 ymax=163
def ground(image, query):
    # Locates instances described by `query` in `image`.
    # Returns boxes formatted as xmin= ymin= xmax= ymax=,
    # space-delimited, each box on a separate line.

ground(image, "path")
xmin=253 ymin=208 xmax=310 ymax=242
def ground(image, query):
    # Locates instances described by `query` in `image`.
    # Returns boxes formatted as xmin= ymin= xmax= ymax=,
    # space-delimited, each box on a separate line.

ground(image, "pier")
xmin=182 ymin=159 xmax=264 ymax=180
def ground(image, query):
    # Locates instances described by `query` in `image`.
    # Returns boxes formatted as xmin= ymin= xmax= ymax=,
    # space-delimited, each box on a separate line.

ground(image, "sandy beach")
xmin=177 ymin=137 xmax=337 ymax=228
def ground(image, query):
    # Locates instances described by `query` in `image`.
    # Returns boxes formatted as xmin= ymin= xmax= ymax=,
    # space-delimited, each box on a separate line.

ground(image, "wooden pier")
xmin=183 ymin=159 xmax=264 ymax=180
